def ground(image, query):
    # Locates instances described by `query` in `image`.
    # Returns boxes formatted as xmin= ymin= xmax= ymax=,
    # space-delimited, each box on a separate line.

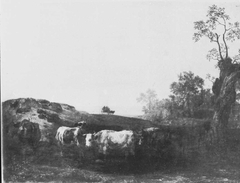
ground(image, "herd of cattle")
xmin=56 ymin=121 xmax=139 ymax=159
xmin=55 ymin=121 xmax=175 ymax=161
xmin=7 ymin=119 xmax=187 ymax=162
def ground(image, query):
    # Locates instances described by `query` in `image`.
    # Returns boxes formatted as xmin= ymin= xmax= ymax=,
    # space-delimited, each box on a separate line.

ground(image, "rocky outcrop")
xmin=2 ymin=98 xmax=91 ymax=142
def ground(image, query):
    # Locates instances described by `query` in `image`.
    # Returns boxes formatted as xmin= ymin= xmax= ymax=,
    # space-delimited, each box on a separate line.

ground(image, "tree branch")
xmin=216 ymin=19 xmax=225 ymax=27
xmin=215 ymin=33 xmax=223 ymax=60
xmin=222 ymin=19 xmax=228 ymax=59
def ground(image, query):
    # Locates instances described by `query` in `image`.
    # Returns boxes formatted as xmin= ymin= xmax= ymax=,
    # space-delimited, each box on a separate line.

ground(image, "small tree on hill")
xmin=101 ymin=106 xmax=115 ymax=114
xmin=102 ymin=106 xmax=110 ymax=113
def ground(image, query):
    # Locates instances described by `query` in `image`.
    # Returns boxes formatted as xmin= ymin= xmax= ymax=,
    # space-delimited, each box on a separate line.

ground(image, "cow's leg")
xmin=124 ymin=150 xmax=130 ymax=162
xmin=59 ymin=146 xmax=63 ymax=156
xmin=104 ymin=154 xmax=107 ymax=162
xmin=79 ymin=145 xmax=85 ymax=165
xmin=58 ymin=142 xmax=63 ymax=157
xmin=102 ymin=146 xmax=107 ymax=162
xmin=60 ymin=150 xmax=63 ymax=157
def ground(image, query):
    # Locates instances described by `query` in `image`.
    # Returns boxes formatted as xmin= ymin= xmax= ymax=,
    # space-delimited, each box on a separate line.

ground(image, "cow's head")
xmin=74 ymin=121 xmax=87 ymax=128
xmin=83 ymin=133 xmax=94 ymax=147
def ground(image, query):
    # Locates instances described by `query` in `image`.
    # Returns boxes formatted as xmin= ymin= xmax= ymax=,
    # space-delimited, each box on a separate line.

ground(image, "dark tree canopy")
xmin=102 ymin=106 xmax=110 ymax=113
xmin=170 ymin=71 xmax=213 ymax=118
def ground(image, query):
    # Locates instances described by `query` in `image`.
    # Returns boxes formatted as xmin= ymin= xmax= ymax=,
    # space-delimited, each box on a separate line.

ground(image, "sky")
xmin=2 ymin=0 xmax=240 ymax=116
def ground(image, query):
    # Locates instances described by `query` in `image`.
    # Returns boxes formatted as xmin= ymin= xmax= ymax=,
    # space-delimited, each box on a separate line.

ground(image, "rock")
xmin=50 ymin=103 xmax=63 ymax=113
xmin=16 ymin=107 xmax=31 ymax=114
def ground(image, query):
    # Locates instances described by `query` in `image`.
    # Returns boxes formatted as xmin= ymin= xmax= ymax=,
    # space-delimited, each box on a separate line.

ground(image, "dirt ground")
xmin=3 ymin=153 xmax=240 ymax=183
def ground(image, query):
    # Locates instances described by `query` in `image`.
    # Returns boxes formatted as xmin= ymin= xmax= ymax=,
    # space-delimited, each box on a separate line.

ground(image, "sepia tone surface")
xmin=2 ymin=0 xmax=240 ymax=182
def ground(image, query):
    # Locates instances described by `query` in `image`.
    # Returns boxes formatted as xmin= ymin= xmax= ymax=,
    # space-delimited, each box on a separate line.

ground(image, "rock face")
xmin=2 ymin=98 xmax=92 ymax=143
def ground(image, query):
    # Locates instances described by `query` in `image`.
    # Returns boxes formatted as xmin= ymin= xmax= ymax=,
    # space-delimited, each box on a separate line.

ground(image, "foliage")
xmin=138 ymin=72 xmax=214 ymax=122
xmin=102 ymin=106 xmax=110 ymax=113
xmin=193 ymin=4 xmax=240 ymax=63
xmin=169 ymin=71 xmax=214 ymax=118
xmin=137 ymin=90 xmax=158 ymax=114
xmin=101 ymin=106 xmax=115 ymax=114
xmin=170 ymin=71 xmax=204 ymax=117
xmin=137 ymin=89 xmax=165 ymax=122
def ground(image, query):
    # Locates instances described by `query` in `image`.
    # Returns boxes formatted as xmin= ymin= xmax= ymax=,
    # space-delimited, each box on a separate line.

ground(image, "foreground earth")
xmin=4 ymin=155 xmax=240 ymax=183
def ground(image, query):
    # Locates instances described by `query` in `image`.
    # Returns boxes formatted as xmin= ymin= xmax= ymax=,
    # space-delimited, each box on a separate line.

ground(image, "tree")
xmin=101 ymin=106 xmax=115 ymax=115
xmin=102 ymin=106 xmax=110 ymax=113
xmin=137 ymin=89 xmax=158 ymax=113
xmin=169 ymin=71 xmax=213 ymax=118
xmin=137 ymin=89 xmax=164 ymax=122
xmin=137 ymin=74 xmax=214 ymax=122
xmin=193 ymin=5 xmax=240 ymax=144
xmin=170 ymin=71 xmax=205 ymax=117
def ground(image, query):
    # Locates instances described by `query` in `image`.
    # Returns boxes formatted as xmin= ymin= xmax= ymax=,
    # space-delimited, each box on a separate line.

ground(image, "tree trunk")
xmin=212 ymin=58 xmax=240 ymax=146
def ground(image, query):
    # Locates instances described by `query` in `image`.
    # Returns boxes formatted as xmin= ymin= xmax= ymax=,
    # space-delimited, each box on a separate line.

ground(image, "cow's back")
xmin=94 ymin=130 xmax=135 ymax=156
xmin=108 ymin=130 xmax=134 ymax=145
xmin=94 ymin=130 xmax=113 ymax=144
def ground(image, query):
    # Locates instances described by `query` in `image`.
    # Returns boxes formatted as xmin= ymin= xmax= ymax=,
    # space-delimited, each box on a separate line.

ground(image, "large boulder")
xmin=2 ymin=98 xmax=91 ymax=143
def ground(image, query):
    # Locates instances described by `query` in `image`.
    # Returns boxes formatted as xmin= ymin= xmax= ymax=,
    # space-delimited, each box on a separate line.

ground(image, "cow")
xmin=86 ymin=130 xmax=136 ymax=161
xmin=8 ymin=119 xmax=42 ymax=159
xmin=55 ymin=126 xmax=86 ymax=156
xmin=141 ymin=127 xmax=162 ymax=146
xmin=16 ymin=119 xmax=41 ymax=147
xmin=55 ymin=126 xmax=86 ymax=146
xmin=73 ymin=121 xmax=87 ymax=128
xmin=140 ymin=127 xmax=171 ymax=160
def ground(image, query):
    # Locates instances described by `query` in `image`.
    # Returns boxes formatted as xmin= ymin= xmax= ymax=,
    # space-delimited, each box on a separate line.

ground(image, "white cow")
xmin=86 ymin=130 xmax=136 ymax=160
xmin=55 ymin=126 xmax=81 ymax=145
xmin=55 ymin=126 xmax=87 ymax=156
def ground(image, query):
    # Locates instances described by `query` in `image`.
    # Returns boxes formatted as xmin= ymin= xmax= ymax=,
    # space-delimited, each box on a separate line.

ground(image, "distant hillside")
xmin=2 ymin=98 xmax=155 ymax=142
xmin=89 ymin=114 xmax=155 ymax=132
